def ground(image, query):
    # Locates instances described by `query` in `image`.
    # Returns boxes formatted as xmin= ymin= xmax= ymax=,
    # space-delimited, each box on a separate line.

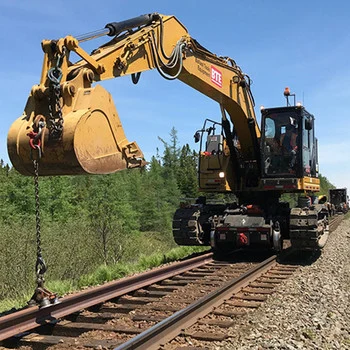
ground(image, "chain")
xmin=27 ymin=124 xmax=60 ymax=307
xmin=33 ymin=159 xmax=47 ymax=287
xmin=47 ymin=47 xmax=66 ymax=140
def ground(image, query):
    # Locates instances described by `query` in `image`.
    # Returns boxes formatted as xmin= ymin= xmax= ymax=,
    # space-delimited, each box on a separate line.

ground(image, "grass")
xmin=77 ymin=245 xmax=208 ymax=288
xmin=343 ymin=211 xmax=350 ymax=220
xmin=0 ymin=244 xmax=209 ymax=313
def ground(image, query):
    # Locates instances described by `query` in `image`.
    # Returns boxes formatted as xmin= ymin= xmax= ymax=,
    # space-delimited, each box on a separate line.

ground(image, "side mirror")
xmin=194 ymin=131 xmax=200 ymax=143
xmin=305 ymin=118 xmax=313 ymax=130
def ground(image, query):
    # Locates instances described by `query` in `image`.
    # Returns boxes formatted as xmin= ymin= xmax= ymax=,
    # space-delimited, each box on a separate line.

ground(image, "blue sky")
xmin=1 ymin=1 xmax=350 ymax=190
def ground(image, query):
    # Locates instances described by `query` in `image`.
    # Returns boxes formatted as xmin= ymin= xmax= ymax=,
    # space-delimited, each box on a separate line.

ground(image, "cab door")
xmin=302 ymin=113 xmax=317 ymax=177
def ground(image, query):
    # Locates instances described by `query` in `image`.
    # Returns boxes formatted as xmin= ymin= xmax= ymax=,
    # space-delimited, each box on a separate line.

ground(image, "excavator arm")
xmin=8 ymin=13 xmax=328 ymax=252
xmin=8 ymin=13 xmax=260 ymax=186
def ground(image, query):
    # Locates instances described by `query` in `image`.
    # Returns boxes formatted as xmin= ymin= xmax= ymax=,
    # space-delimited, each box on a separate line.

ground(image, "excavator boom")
xmin=8 ymin=13 xmax=258 ymax=182
xmin=8 ymin=13 xmax=327 ymax=253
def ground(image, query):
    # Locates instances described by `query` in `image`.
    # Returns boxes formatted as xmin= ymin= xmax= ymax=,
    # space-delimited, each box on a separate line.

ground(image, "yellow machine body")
xmin=8 ymin=80 xmax=143 ymax=176
xmin=7 ymin=14 xmax=258 ymax=188
xmin=8 ymin=13 xmax=318 ymax=195
xmin=8 ymin=13 xmax=326 ymax=252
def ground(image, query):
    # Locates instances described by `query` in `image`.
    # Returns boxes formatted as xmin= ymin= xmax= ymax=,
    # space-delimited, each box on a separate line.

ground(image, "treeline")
xmin=0 ymin=128 xmax=196 ymax=230
xmin=281 ymin=173 xmax=335 ymax=207
xmin=0 ymin=128 xmax=336 ymax=304
xmin=0 ymin=128 xmax=199 ymax=302
xmin=318 ymin=174 xmax=336 ymax=195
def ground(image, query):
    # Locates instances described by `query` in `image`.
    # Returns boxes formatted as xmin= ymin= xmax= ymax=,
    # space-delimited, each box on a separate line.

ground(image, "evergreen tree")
xmin=2 ymin=168 xmax=35 ymax=223
xmin=40 ymin=176 xmax=75 ymax=221
xmin=158 ymin=127 xmax=180 ymax=179
xmin=139 ymin=157 xmax=166 ymax=231
xmin=86 ymin=173 xmax=136 ymax=264
xmin=178 ymin=144 xmax=198 ymax=198
xmin=318 ymin=174 xmax=336 ymax=196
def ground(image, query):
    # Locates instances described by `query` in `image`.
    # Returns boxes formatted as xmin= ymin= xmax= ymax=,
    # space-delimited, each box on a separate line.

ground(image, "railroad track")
xmin=0 ymin=252 xmax=297 ymax=349
xmin=0 ymin=214 xmax=344 ymax=349
xmin=329 ymin=213 xmax=343 ymax=232
xmin=118 ymin=255 xmax=298 ymax=350
xmin=0 ymin=252 xmax=215 ymax=342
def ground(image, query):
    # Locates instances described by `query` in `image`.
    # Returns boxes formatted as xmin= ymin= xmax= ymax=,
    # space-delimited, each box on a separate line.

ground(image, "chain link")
xmin=33 ymin=159 xmax=47 ymax=287
xmin=26 ymin=125 xmax=60 ymax=307
xmin=47 ymin=47 xmax=66 ymax=140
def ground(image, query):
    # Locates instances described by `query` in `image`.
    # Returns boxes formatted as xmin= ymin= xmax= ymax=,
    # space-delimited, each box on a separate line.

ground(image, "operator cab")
xmin=194 ymin=119 xmax=233 ymax=192
xmin=261 ymin=105 xmax=318 ymax=180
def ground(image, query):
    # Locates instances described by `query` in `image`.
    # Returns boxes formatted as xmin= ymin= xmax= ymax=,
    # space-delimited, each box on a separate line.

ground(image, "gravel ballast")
xmin=215 ymin=218 xmax=350 ymax=349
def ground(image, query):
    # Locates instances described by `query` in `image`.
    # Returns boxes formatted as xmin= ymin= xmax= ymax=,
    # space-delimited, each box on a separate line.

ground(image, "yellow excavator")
xmin=8 ymin=13 xmax=329 ymax=252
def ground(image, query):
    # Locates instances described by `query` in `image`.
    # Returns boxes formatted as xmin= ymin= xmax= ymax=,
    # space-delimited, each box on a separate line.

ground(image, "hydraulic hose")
xmin=150 ymin=31 xmax=185 ymax=80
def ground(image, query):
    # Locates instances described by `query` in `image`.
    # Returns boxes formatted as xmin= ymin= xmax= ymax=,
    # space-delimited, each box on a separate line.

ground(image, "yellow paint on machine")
xmin=298 ymin=177 xmax=320 ymax=192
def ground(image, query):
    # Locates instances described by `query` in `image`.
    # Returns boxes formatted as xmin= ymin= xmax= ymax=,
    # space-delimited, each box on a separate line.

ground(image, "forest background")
xmin=0 ymin=128 xmax=334 ymax=311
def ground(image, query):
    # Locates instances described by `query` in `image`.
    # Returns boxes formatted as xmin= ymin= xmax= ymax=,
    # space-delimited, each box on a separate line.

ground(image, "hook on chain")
xmin=27 ymin=117 xmax=46 ymax=160
xmin=29 ymin=254 xmax=59 ymax=308
xmin=35 ymin=255 xmax=47 ymax=279
xmin=47 ymin=46 xmax=66 ymax=84
xmin=47 ymin=67 xmax=63 ymax=85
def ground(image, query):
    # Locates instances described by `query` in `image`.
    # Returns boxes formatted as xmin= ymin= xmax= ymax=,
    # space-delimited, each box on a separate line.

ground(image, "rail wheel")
xmin=272 ymin=221 xmax=282 ymax=252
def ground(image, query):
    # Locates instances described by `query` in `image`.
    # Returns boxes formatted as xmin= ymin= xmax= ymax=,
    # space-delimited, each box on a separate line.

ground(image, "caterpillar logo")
xmin=211 ymin=66 xmax=222 ymax=88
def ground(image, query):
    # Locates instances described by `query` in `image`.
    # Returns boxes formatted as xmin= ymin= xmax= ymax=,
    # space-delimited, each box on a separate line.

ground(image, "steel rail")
xmin=0 ymin=251 xmax=214 ymax=341
xmin=330 ymin=214 xmax=343 ymax=231
xmin=0 ymin=215 xmax=342 ymax=344
xmin=115 ymin=254 xmax=278 ymax=350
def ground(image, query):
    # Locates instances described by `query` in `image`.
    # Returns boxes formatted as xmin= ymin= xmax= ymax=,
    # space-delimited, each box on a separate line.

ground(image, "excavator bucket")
xmin=7 ymin=84 xmax=145 ymax=176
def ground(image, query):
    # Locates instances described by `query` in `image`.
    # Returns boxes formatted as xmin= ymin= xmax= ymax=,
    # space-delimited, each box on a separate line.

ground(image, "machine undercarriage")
xmin=172 ymin=195 xmax=330 ymax=253
xmin=172 ymin=90 xmax=328 ymax=253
